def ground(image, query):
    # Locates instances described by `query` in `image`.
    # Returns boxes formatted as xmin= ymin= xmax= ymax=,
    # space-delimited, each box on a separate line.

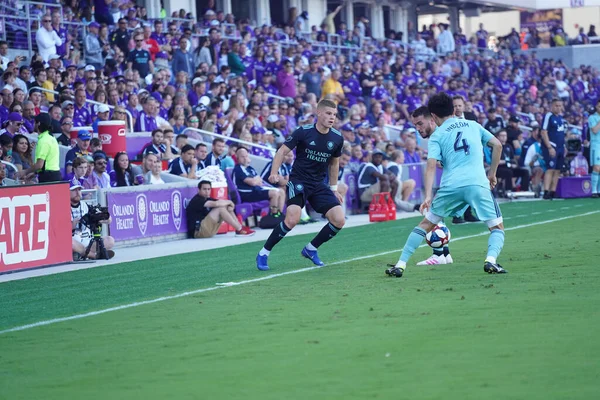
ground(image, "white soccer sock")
xmin=395 ymin=261 xmax=406 ymax=269
xmin=485 ymin=256 xmax=496 ymax=264
xmin=259 ymin=248 xmax=270 ymax=256
xmin=305 ymin=243 xmax=317 ymax=251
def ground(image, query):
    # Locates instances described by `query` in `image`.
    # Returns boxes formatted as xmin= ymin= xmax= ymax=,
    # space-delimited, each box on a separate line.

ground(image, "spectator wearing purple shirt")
xmin=151 ymin=20 xmax=168 ymax=46
xmin=403 ymin=138 xmax=421 ymax=164
xmin=339 ymin=65 xmax=361 ymax=106
xmin=476 ymin=24 xmax=488 ymax=49
xmin=371 ymin=75 xmax=390 ymax=104
xmin=52 ymin=12 xmax=68 ymax=57
xmin=73 ymin=89 xmax=93 ymax=127
xmin=402 ymin=84 xmax=424 ymax=118
xmin=276 ymin=60 xmax=296 ymax=98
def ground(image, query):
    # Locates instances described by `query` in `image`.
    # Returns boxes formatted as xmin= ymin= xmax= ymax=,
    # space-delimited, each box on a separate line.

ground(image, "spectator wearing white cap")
xmin=36 ymin=15 xmax=63 ymax=62
xmin=92 ymin=104 xmax=111 ymax=132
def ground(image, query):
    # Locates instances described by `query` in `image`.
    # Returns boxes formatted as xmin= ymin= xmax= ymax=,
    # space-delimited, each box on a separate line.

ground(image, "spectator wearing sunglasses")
xmin=83 ymin=153 xmax=111 ymax=189
xmin=0 ymin=112 xmax=24 ymax=138
xmin=36 ymin=15 xmax=63 ymax=62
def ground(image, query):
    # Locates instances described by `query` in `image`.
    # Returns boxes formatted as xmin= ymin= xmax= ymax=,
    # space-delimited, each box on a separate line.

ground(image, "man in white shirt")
xmin=36 ymin=15 xmax=63 ymax=62
xmin=436 ymin=24 xmax=455 ymax=55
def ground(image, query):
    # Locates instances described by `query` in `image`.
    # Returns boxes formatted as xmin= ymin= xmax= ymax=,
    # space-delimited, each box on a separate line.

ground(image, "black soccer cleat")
xmin=385 ymin=264 xmax=404 ymax=278
xmin=484 ymin=261 xmax=507 ymax=274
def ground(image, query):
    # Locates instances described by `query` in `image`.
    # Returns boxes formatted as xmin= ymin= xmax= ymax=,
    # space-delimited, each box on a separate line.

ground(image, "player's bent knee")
xmin=327 ymin=207 xmax=345 ymax=228
xmin=489 ymin=223 xmax=504 ymax=231
xmin=418 ymin=218 xmax=436 ymax=232
xmin=284 ymin=206 xmax=302 ymax=228
xmin=405 ymin=179 xmax=416 ymax=189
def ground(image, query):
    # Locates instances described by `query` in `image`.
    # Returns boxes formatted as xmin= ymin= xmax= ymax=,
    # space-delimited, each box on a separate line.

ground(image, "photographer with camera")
xmin=70 ymin=181 xmax=115 ymax=260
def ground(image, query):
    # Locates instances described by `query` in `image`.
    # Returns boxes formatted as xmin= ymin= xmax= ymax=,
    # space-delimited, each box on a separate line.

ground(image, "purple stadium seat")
xmin=224 ymin=168 xmax=269 ymax=223
xmin=344 ymin=172 xmax=360 ymax=212
xmin=407 ymin=164 xmax=423 ymax=202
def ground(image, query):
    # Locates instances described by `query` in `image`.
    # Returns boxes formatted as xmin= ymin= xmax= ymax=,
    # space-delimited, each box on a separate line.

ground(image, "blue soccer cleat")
xmin=301 ymin=247 xmax=324 ymax=266
xmin=256 ymin=253 xmax=270 ymax=271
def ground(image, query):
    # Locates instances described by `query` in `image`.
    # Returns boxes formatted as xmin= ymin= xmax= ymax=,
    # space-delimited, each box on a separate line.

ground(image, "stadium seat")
xmin=224 ymin=168 xmax=269 ymax=225
xmin=407 ymin=164 xmax=424 ymax=202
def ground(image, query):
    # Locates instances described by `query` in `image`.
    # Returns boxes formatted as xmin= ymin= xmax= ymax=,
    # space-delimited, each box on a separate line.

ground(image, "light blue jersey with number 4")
xmin=428 ymin=117 xmax=495 ymax=190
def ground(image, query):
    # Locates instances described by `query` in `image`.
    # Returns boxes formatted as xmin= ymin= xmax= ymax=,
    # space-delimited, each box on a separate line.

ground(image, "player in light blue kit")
xmin=588 ymin=99 xmax=600 ymax=197
xmin=386 ymin=93 xmax=506 ymax=278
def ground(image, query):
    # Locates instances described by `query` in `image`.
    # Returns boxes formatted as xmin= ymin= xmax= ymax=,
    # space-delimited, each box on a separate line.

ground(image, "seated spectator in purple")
xmin=403 ymin=138 xmax=422 ymax=163
xmin=73 ymin=89 xmax=93 ymax=127
xmin=64 ymin=129 xmax=91 ymax=178
xmin=168 ymin=144 xmax=198 ymax=179
xmin=0 ymin=112 xmax=24 ymax=138
xmin=134 ymin=97 xmax=159 ymax=132
xmin=84 ymin=153 xmax=111 ymax=189
xmin=233 ymin=146 xmax=285 ymax=216
xmin=70 ymin=156 xmax=89 ymax=187
xmin=110 ymin=151 xmax=143 ymax=187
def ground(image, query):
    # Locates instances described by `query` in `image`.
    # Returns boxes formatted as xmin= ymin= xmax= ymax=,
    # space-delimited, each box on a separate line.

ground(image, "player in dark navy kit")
xmin=540 ymin=98 xmax=568 ymax=199
xmin=256 ymin=99 xmax=346 ymax=271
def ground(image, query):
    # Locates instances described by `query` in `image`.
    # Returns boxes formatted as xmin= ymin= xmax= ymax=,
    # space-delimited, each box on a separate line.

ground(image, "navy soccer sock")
xmin=309 ymin=222 xmax=342 ymax=249
xmin=263 ymin=222 xmax=291 ymax=251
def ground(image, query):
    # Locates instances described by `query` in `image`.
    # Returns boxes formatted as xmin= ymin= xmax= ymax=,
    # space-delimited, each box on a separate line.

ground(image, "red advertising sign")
xmin=0 ymin=183 xmax=73 ymax=273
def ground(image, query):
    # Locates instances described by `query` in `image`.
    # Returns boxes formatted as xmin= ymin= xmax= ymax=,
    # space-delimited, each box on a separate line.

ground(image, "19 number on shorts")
xmin=454 ymin=131 xmax=470 ymax=155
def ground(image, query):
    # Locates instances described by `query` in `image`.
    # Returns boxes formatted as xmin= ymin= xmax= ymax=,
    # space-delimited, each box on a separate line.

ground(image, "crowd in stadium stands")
xmin=0 ymin=1 xmax=598 ymax=205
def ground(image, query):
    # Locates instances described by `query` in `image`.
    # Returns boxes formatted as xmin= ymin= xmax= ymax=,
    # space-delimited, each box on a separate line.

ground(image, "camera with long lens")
xmin=81 ymin=204 xmax=110 ymax=232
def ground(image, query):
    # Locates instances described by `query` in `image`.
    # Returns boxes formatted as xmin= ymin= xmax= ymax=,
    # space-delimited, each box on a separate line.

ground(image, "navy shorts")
xmin=286 ymin=179 xmax=340 ymax=214
xmin=541 ymin=147 xmax=565 ymax=170
xmin=240 ymin=188 xmax=270 ymax=203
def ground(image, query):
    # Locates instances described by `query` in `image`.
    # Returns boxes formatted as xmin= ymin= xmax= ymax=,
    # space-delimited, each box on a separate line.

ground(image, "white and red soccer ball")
xmin=426 ymin=224 xmax=451 ymax=248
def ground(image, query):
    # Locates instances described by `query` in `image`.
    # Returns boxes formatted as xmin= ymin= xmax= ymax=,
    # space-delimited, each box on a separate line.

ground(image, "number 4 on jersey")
xmin=454 ymin=131 xmax=470 ymax=155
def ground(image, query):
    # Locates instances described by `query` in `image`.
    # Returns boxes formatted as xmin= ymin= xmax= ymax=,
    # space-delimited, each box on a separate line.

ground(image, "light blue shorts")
xmin=591 ymin=145 xmax=600 ymax=166
xmin=426 ymin=185 xmax=503 ymax=228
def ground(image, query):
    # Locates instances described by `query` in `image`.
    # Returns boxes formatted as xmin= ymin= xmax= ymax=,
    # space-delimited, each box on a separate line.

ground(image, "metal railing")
xmin=1 ymin=160 xmax=20 ymax=185
xmin=181 ymin=127 xmax=276 ymax=155
xmin=28 ymin=86 xmax=135 ymax=132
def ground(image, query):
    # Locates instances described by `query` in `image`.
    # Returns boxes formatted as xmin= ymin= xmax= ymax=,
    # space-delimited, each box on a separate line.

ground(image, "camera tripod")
xmin=82 ymin=225 xmax=109 ymax=260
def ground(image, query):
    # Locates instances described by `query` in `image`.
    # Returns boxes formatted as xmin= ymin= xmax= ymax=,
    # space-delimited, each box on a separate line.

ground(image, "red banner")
xmin=0 ymin=183 xmax=72 ymax=273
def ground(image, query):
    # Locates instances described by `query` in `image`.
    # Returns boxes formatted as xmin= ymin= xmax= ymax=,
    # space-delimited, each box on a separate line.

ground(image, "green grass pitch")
xmin=0 ymin=199 xmax=599 ymax=400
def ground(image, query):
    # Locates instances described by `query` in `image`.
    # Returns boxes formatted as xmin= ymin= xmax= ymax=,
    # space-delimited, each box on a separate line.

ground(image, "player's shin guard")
xmin=485 ymin=229 xmax=505 ymax=264
xmin=592 ymin=172 xmax=599 ymax=194
xmin=264 ymin=221 xmax=291 ymax=251
xmin=310 ymin=222 xmax=342 ymax=249
xmin=397 ymin=227 xmax=427 ymax=267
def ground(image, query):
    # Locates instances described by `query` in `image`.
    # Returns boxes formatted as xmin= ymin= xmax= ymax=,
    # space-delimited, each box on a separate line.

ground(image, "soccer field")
xmin=1 ymin=199 xmax=599 ymax=400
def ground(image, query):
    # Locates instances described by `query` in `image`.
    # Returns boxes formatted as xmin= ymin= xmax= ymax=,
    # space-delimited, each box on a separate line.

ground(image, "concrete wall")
xmin=519 ymin=43 xmax=600 ymax=68
xmin=418 ymin=6 xmax=600 ymax=39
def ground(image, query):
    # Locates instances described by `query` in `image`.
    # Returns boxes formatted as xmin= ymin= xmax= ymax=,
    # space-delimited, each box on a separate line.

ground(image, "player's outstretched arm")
xmin=487 ymin=136 xmax=503 ymax=189
xmin=269 ymin=145 xmax=291 ymax=184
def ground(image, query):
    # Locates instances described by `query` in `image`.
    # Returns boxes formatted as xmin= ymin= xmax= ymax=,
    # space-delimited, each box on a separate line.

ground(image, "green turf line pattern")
xmin=1 ymin=207 xmax=597 ymax=335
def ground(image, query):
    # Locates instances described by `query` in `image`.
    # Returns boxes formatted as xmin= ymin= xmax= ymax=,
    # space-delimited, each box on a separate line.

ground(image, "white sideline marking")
xmin=531 ymin=212 xmax=541 ymax=215
xmin=1 ymin=210 xmax=598 ymax=335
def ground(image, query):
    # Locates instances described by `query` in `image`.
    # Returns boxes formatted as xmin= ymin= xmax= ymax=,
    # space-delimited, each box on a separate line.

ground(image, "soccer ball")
xmin=426 ymin=224 xmax=451 ymax=248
